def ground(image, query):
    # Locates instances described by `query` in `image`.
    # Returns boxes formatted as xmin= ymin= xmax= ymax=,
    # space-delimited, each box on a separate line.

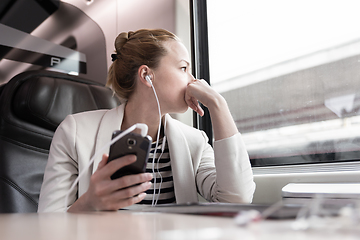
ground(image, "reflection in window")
xmin=207 ymin=0 xmax=360 ymax=166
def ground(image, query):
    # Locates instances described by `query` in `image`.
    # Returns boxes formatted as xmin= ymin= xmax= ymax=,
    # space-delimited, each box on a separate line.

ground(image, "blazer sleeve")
xmin=196 ymin=132 xmax=256 ymax=203
xmin=38 ymin=115 xmax=79 ymax=212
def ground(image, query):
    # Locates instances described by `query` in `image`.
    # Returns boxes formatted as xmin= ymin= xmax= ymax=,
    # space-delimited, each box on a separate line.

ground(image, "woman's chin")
xmin=169 ymin=105 xmax=189 ymax=114
xmin=180 ymin=105 xmax=190 ymax=113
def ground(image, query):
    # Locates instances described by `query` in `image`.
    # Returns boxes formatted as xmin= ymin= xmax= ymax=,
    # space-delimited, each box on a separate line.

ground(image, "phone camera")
xmin=127 ymin=138 xmax=136 ymax=146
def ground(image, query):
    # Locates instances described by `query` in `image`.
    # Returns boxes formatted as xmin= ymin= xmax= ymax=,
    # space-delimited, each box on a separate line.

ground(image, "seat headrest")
xmin=12 ymin=74 xmax=119 ymax=131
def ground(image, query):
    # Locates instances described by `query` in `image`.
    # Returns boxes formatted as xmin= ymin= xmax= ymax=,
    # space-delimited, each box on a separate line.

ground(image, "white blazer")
xmin=38 ymin=104 xmax=256 ymax=212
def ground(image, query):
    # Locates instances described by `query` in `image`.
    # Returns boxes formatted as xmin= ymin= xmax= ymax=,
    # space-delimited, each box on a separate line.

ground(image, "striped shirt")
xmin=138 ymin=138 xmax=176 ymax=205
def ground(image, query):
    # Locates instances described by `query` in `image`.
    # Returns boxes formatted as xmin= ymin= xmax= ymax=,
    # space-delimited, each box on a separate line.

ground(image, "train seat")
xmin=0 ymin=70 xmax=120 ymax=213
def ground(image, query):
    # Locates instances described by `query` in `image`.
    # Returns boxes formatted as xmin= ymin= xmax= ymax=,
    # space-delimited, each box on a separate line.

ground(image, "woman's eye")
xmin=181 ymin=67 xmax=187 ymax=72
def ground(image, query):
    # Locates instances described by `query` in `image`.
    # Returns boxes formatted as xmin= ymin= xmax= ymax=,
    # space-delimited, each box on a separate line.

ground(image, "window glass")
xmin=207 ymin=0 xmax=360 ymax=166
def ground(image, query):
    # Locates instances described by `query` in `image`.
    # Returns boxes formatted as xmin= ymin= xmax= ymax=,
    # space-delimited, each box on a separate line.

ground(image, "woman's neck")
xmin=121 ymin=100 xmax=164 ymax=141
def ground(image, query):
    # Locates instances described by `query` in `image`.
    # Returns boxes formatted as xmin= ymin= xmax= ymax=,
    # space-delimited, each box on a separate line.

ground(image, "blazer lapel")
xmin=165 ymin=115 xmax=198 ymax=203
xmin=92 ymin=104 xmax=124 ymax=173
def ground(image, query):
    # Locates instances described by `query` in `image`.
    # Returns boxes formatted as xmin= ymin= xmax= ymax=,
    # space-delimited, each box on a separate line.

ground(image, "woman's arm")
xmin=196 ymin=134 xmax=256 ymax=203
xmin=185 ymin=79 xmax=256 ymax=203
xmin=38 ymin=115 xmax=152 ymax=212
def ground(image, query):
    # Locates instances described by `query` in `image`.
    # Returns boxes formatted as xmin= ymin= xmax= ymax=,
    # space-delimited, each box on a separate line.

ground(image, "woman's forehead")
xmin=163 ymin=40 xmax=190 ymax=62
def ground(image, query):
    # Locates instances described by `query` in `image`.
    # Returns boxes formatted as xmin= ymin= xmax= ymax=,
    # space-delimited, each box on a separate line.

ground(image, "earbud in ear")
xmin=145 ymin=75 xmax=152 ymax=84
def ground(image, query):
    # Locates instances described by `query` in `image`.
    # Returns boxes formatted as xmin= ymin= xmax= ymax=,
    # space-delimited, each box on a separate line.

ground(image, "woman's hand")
xmin=185 ymin=79 xmax=239 ymax=141
xmin=68 ymin=154 xmax=152 ymax=212
xmin=185 ymin=79 xmax=221 ymax=116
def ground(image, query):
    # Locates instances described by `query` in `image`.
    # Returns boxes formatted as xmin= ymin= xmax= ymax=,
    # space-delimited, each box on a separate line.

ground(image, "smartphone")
xmin=108 ymin=130 xmax=152 ymax=180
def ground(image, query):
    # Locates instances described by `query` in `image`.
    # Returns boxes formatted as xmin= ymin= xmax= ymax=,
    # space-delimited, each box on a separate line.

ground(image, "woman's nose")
xmin=189 ymin=73 xmax=195 ymax=82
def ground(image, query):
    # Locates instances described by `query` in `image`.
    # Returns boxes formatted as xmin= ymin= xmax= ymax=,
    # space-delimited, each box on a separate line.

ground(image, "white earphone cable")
xmin=149 ymin=80 xmax=163 ymax=207
xmin=154 ymin=124 xmax=166 ymax=205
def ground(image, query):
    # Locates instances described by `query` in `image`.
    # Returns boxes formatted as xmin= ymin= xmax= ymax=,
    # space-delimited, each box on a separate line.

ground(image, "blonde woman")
xmin=38 ymin=29 xmax=255 ymax=212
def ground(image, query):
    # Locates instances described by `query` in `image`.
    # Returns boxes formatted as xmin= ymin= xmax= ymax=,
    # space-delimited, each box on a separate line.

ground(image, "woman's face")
xmin=152 ymin=40 xmax=194 ymax=114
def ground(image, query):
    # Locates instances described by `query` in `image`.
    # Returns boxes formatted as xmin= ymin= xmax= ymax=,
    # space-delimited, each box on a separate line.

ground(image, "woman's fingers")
xmin=107 ymin=192 xmax=148 ymax=211
xmin=113 ymin=181 xmax=152 ymax=200
xmin=113 ymin=183 xmax=151 ymax=208
xmin=185 ymin=79 xmax=211 ymax=116
xmin=192 ymin=98 xmax=204 ymax=116
xmin=111 ymin=172 xmax=153 ymax=190
xmin=186 ymin=78 xmax=226 ymax=117
xmin=92 ymin=155 xmax=152 ymax=193
xmin=94 ymin=181 xmax=151 ymax=211
xmin=86 ymin=154 xmax=153 ymax=211
xmin=96 ymin=154 xmax=109 ymax=170
xmin=95 ymin=154 xmax=136 ymax=180
xmin=185 ymin=95 xmax=204 ymax=116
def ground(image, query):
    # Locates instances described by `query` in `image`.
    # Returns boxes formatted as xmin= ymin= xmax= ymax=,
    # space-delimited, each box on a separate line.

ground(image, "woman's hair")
xmin=106 ymin=29 xmax=179 ymax=100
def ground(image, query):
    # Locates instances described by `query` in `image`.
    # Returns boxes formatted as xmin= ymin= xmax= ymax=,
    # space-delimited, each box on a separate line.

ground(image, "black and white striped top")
xmin=138 ymin=138 xmax=176 ymax=205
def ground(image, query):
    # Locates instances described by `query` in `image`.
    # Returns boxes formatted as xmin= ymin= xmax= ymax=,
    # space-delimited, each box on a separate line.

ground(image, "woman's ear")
xmin=138 ymin=65 xmax=153 ymax=88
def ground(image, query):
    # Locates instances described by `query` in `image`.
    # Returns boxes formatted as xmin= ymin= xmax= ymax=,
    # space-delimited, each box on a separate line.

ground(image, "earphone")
xmin=145 ymin=75 xmax=152 ymax=84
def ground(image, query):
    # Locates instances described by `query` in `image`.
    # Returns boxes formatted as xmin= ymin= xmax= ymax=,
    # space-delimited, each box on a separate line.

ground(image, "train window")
xmin=207 ymin=0 xmax=360 ymax=167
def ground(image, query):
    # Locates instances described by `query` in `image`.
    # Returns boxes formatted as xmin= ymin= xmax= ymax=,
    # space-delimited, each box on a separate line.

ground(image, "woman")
xmin=38 ymin=29 xmax=255 ymax=212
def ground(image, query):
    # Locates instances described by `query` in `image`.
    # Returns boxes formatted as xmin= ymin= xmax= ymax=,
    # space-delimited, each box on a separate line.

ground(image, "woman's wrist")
xmin=207 ymin=94 xmax=239 ymax=141
xmin=67 ymin=193 xmax=93 ymax=213
xmin=207 ymin=93 xmax=227 ymax=115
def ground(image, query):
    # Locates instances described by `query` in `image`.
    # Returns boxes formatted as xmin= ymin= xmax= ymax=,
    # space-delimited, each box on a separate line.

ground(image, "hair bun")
xmin=115 ymin=32 xmax=129 ymax=53
xmin=127 ymin=31 xmax=134 ymax=38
